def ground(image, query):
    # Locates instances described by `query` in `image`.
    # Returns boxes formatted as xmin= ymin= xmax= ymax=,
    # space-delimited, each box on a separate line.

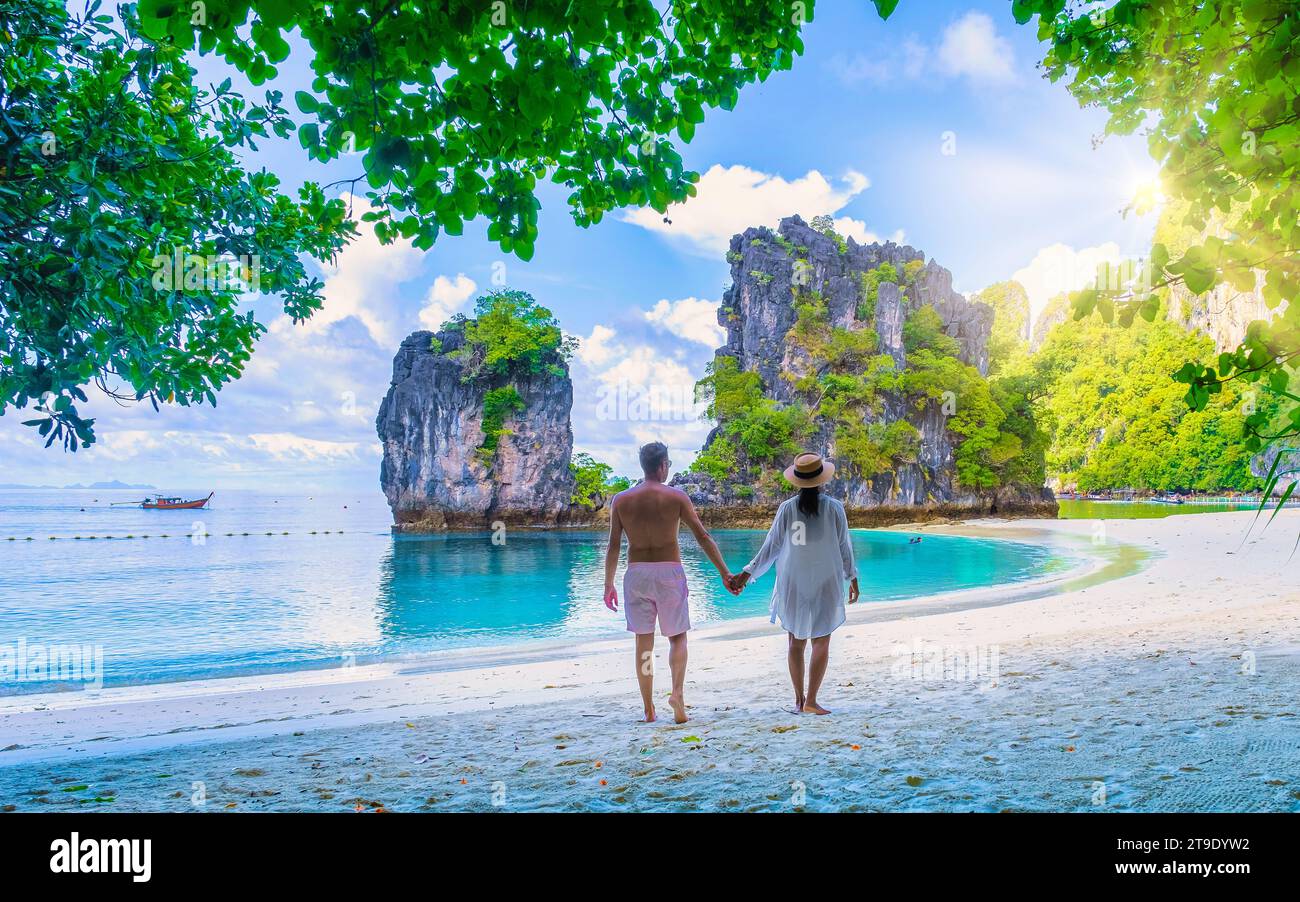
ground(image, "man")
xmin=603 ymin=441 xmax=736 ymax=724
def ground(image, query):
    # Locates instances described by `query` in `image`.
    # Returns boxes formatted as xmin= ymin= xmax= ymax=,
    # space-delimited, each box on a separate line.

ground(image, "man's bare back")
xmin=611 ymin=481 xmax=693 ymax=563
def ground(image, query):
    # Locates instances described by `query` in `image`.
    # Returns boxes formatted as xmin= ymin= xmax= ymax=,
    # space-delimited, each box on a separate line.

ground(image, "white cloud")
xmin=594 ymin=345 xmax=697 ymax=390
xmin=833 ymin=217 xmax=906 ymax=247
xmin=569 ymin=322 xmax=714 ymax=477
xmin=827 ymin=38 xmax=928 ymax=86
xmin=280 ymin=194 xmax=424 ymax=348
xmin=419 ymin=273 xmax=477 ymax=330
xmin=826 ymin=15 xmax=1015 ymax=88
xmin=94 ymin=429 xmax=168 ymax=461
xmin=643 ymin=298 xmax=726 ymax=348
xmin=246 ymin=432 xmax=365 ymax=462
xmin=937 ymin=11 xmax=1016 ymax=84
xmin=628 ymin=421 xmax=712 ymax=465
xmin=576 ymin=324 xmax=619 ymax=367
xmin=1012 ymin=242 xmax=1124 ymax=324
xmin=622 ymin=164 xmax=877 ymax=255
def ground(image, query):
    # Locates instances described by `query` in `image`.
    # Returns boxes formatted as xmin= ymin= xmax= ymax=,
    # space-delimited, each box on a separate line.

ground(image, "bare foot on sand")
xmin=668 ymin=693 xmax=688 ymax=724
xmin=793 ymin=693 xmax=805 ymax=713
xmin=641 ymin=705 xmax=656 ymax=723
xmin=801 ymin=701 xmax=831 ymax=715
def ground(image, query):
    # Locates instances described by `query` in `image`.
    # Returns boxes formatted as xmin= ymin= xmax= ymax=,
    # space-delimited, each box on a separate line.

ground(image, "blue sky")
xmin=1 ymin=0 xmax=1162 ymax=492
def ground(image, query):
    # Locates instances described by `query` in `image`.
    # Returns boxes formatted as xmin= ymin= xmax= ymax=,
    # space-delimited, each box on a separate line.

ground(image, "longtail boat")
xmin=140 ymin=492 xmax=213 ymax=510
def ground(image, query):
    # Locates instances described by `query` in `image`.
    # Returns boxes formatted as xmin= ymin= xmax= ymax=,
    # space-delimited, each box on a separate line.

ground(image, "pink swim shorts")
xmin=622 ymin=562 xmax=691 ymax=636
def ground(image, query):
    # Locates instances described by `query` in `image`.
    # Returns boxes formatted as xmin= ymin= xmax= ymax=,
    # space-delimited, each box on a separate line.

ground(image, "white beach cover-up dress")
xmin=742 ymin=495 xmax=859 ymax=640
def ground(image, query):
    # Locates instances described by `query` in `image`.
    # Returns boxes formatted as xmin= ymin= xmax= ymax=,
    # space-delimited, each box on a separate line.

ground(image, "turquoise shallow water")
xmin=1056 ymin=499 xmax=1268 ymax=519
xmin=0 ymin=489 xmax=1070 ymax=693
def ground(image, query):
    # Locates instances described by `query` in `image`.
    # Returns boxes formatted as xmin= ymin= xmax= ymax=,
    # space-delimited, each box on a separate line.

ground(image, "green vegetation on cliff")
xmin=903 ymin=304 xmax=1045 ymax=490
xmin=693 ymin=356 xmax=810 ymax=492
xmin=975 ymin=282 xmax=1031 ymax=378
xmin=477 ymin=386 xmax=525 ymax=463
xmin=441 ymin=289 xmax=574 ymax=464
xmin=447 ymin=290 xmax=575 ymax=380
xmin=856 ymin=263 xmax=899 ymax=321
xmin=570 ymin=453 xmax=632 ymax=510
xmin=693 ymin=269 xmax=1047 ymax=494
xmin=1028 ymin=300 xmax=1278 ymax=492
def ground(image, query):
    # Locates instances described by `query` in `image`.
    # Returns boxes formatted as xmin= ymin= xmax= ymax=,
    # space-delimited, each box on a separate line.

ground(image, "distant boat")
xmin=115 ymin=492 xmax=214 ymax=510
xmin=1151 ymin=495 xmax=1183 ymax=505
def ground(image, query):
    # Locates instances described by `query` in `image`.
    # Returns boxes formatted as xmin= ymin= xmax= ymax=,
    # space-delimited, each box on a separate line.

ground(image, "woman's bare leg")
xmin=803 ymin=635 xmax=832 ymax=715
xmin=787 ymin=633 xmax=806 ymax=712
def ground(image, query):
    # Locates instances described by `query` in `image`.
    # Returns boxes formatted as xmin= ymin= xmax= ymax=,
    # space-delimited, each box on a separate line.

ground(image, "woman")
xmin=730 ymin=453 xmax=859 ymax=715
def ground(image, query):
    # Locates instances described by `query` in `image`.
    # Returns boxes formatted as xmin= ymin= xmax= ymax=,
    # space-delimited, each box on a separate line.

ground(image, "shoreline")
xmin=386 ymin=500 xmax=1061 ymax=533
xmin=2 ymin=510 xmax=1296 ymax=812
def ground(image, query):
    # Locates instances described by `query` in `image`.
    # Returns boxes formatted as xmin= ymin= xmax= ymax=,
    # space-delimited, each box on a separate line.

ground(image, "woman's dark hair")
xmin=797 ymin=485 xmax=821 ymax=518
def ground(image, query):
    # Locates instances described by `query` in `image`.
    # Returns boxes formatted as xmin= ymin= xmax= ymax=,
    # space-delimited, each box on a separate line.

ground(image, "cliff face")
xmin=1167 ymin=276 xmax=1284 ymax=353
xmin=376 ymin=329 xmax=579 ymax=530
xmin=1029 ymin=293 xmax=1069 ymax=352
xmin=718 ymin=220 xmax=991 ymax=392
xmin=1154 ymin=198 xmax=1289 ymax=353
xmin=673 ymin=216 xmax=1054 ymax=523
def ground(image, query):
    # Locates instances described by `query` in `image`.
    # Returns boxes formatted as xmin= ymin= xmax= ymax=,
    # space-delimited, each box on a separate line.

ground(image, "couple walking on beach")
xmin=603 ymin=442 xmax=860 ymax=723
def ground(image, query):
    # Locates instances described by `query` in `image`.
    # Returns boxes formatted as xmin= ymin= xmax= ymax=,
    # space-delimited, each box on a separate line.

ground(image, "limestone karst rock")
xmin=671 ymin=215 xmax=1055 ymax=524
xmin=377 ymin=328 xmax=580 ymax=530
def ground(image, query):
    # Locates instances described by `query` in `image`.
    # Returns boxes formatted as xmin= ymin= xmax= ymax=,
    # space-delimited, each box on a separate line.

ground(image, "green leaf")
xmin=872 ymin=0 xmax=901 ymax=19
xmin=297 ymin=123 xmax=320 ymax=149
xmin=1265 ymin=480 xmax=1296 ymax=530
xmin=1011 ymin=0 xmax=1037 ymax=25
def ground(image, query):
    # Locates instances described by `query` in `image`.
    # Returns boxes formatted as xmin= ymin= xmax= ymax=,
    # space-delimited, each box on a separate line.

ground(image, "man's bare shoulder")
xmin=642 ymin=482 xmax=689 ymax=503
xmin=610 ymin=483 xmax=650 ymax=508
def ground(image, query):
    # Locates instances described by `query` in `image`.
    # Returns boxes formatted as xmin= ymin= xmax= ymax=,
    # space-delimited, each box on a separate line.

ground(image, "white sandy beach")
xmin=1 ymin=510 xmax=1297 ymax=812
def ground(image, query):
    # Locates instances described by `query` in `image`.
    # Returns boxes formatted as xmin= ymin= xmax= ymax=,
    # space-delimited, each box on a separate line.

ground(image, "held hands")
xmin=726 ymin=571 xmax=751 ymax=594
xmin=604 ymin=583 xmax=618 ymax=611
xmin=848 ymin=577 xmax=860 ymax=605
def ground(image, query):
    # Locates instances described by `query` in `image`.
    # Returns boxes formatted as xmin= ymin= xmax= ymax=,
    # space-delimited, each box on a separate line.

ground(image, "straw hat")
xmin=784 ymin=452 xmax=835 ymax=488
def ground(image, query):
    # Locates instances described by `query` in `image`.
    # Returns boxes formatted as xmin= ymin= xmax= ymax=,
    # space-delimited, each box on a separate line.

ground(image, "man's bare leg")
xmin=787 ymin=633 xmax=806 ymax=712
xmin=666 ymin=632 xmax=688 ymax=724
xmin=635 ymin=632 xmax=656 ymax=722
xmin=803 ymin=635 xmax=832 ymax=715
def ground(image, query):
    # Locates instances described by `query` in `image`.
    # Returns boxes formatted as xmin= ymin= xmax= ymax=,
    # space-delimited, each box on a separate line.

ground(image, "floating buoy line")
xmin=3 ymin=530 xmax=348 ymax=543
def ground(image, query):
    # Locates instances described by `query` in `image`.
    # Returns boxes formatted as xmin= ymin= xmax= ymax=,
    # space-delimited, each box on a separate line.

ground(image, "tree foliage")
xmin=0 ymin=0 xmax=354 ymax=449
xmin=569 ymin=452 xmax=630 ymax=510
xmin=477 ymin=384 xmax=524 ymax=461
xmin=136 ymin=0 xmax=815 ymax=261
xmin=1029 ymin=300 xmax=1277 ymax=492
xmin=1012 ymin=0 xmax=1299 ymax=458
xmin=691 ymin=355 xmax=809 ymax=484
xmin=450 ymin=288 xmax=573 ymax=380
